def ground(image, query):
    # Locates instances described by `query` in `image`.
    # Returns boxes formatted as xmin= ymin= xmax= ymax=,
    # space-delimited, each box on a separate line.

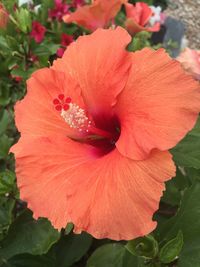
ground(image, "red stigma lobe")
xmin=53 ymin=94 xmax=71 ymax=111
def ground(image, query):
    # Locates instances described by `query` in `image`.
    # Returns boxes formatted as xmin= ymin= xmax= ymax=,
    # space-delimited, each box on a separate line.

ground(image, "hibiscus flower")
xmin=177 ymin=48 xmax=200 ymax=81
xmin=11 ymin=27 xmax=200 ymax=240
xmin=125 ymin=2 xmax=161 ymax=35
xmin=63 ymin=0 xmax=127 ymax=31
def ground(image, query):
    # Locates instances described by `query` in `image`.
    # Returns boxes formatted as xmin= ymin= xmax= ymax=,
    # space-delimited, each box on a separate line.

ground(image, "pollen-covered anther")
xmin=60 ymin=102 xmax=91 ymax=132
xmin=53 ymin=95 xmax=91 ymax=131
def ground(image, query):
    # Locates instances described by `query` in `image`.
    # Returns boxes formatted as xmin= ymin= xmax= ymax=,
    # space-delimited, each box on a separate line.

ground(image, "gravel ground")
xmin=165 ymin=0 xmax=200 ymax=49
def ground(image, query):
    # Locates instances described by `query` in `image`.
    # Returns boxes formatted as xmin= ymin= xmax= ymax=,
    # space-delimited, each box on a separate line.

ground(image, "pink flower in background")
xmin=177 ymin=48 xmax=200 ymax=81
xmin=125 ymin=2 xmax=160 ymax=35
xmin=0 ymin=3 xmax=9 ymax=29
xmin=56 ymin=48 xmax=65 ymax=58
xmin=57 ymin=33 xmax=74 ymax=57
xmin=30 ymin=21 xmax=46 ymax=43
xmin=49 ymin=0 xmax=69 ymax=21
xmin=160 ymin=12 xmax=166 ymax=25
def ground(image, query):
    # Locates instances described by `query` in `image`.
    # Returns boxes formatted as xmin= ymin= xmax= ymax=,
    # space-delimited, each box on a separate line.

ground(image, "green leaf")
xmin=0 ymin=254 xmax=55 ymax=267
xmin=0 ymin=84 xmax=11 ymax=106
xmin=127 ymin=32 xmax=152 ymax=52
xmin=87 ymin=243 xmax=139 ymax=267
xmin=161 ymin=168 xmax=189 ymax=206
xmin=126 ymin=235 xmax=158 ymax=259
xmin=14 ymin=8 xmax=32 ymax=33
xmin=8 ymin=59 xmax=18 ymax=70
xmin=39 ymin=0 xmax=54 ymax=23
xmin=1 ymin=0 xmax=16 ymax=12
xmin=159 ymin=231 xmax=183 ymax=264
xmin=10 ymin=69 xmax=25 ymax=78
xmin=135 ymin=0 xmax=153 ymax=4
xmin=172 ymin=135 xmax=200 ymax=169
xmin=0 ymin=210 xmax=60 ymax=261
xmin=0 ymin=197 xmax=15 ymax=240
xmin=0 ymin=36 xmax=10 ymax=52
xmin=0 ymin=110 xmax=10 ymax=136
xmin=0 ymin=135 xmax=13 ymax=160
xmin=158 ymin=180 xmax=200 ymax=267
xmin=185 ymin=168 xmax=200 ymax=183
xmin=33 ymin=43 xmax=60 ymax=57
xmin=65 ymin=223 xmax=73 ymax=235
xmin=0 ymin=170 xmax=16 ymax=195
xmin=53 ymin=232 xmax=92 ymax=267
xmin=11 ymin=66 xmax=36 ymax=81
xmin=115 ymin=10 xmax=126 ymax=26
xmin=171 ymin=117 xmax=200 ymax=169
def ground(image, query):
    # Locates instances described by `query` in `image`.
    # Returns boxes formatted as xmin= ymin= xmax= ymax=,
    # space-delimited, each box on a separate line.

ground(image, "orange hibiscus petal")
xmin=97 ymin=0 xmax=128 ymax=24
xmin=11 ymin=136 xmax=97 ymax=230
xmin=125 ymin=18 xmax=147 ymax=34
xmin=139 ymin=2 xmax=152 ymax=26
xmin=125 ymin=3 xmax=140 ymax=24
xmin=52 ymin=27 xmax=132 ymax=117
xmin=63 ymin=0 xmax=127 ymax=31
xmin=11 ymin=136 xmax=175 ymax=240
xmin=115 ymin=48 xmax=200 ymax=160
xmin=68 ymin=149 xmax=175 ymax=240
xmin=125 ymin=18 xmax=160 ymax=35
xmin=146 ymin=21 xmax=160 ymax=32
xmin=125 ymin=2 xmax=152 ymax=26
xmin=63 ymin=1 xmax=106 ymax=31
xmin=125 ymin=2 xmax=159 ymax=34
xmin=15 ymin=68 xmax=84 ymax=138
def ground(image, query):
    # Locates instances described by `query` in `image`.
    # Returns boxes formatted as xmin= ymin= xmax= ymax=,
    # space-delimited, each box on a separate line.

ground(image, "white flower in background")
xmin=149 ymin=6 xmax=162 ymax=26
xmin=18 ymin=0 xmax=40 ymax=13
xmin=18 ymin=0 xmax=33 ymax=7
xmin=180 ymin=36 xmax=189 ymax=50
xmin=34 ymin=4 xmax=41 ymax=14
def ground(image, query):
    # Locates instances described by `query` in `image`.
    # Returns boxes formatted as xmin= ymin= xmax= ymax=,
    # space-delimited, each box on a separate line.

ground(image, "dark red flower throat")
xmin=53 ymin=94 xmax=120 ymax=155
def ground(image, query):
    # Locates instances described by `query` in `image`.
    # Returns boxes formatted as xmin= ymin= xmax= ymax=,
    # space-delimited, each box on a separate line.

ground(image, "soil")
xmin=165 ymin=0 xmax=200 ymax=49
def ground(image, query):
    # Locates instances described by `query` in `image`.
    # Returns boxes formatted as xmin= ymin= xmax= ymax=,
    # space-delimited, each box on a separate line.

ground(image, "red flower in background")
xmin=11 ymin=27 xmax=200 ymax=240
xmin=57 ymin=33 xmax=74 ymax=57
xmin=63 ymin=0 xmax=127 ymax=31
xmin=49 ymin=0 xmax=69 ymax=21
xmin=30 ymin=21 xmax=46 ymax=43
xmin=177 ymin=48 xmax=200 ymax=81
xmin=0 ymin=3 xmax=9 ymax=29
xmin=13 ymin=76 xmax=23 ymax=82
xmin=56 ymin=48 xmax=65 ymax=58
xmin=125 ymin=2 xmax=160 ymax=34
